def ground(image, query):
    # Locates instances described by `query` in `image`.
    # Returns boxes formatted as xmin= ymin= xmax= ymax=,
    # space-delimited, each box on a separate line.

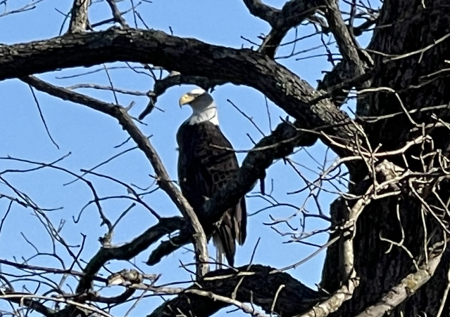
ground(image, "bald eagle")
xmin=177 ymin=88 xmax=247 ymax=267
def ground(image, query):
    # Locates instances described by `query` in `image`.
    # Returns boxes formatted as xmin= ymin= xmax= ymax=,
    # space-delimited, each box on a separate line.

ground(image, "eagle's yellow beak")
xmin=179 ymin=94 xmax=195 ymax=107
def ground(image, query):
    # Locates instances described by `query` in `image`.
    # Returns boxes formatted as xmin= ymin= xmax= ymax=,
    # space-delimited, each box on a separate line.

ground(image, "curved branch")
xmin=324 ymin=0 xmax=362 ymax=68
xmin=75 ymin=217 xmax=187 ymax=293
xmin=0 ymin=28 xmax=361 ymax=158
xmin=147 ymin=227 xmax=192 ymax=265
xmin=149 ymin=265 xmax=324 ymax=317
xmin=242 ymin=0 xmax=281 ymax=27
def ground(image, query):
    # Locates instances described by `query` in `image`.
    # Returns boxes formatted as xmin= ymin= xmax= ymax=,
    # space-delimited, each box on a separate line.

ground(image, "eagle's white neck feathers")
xmin=180 ymin=88 xmax=219 ymax=125
xmin=188 ymin=102 xmax=219 ymax=125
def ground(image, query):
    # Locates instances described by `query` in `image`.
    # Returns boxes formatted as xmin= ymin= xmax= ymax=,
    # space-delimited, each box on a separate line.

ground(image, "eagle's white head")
xmin=179 ymin=88 xmax=219 ymax=125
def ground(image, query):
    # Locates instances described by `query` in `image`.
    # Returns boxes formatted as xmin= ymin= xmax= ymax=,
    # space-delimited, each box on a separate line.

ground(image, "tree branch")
xmin=242 ymin=0 xmax=281 ymax=27
xmin=324 ymin=0 xmax=362 ymax=69
xmin=244 ymin=0 xmax=327 ymax=58
xmin=74 ymin=217 xmax=187 ymax=294
xmin=68 ymin=0 xmax=90 ymax=33
xmin=0 ymin=28 xmax=362 ymax=162
xmin=105 ymin=0 xmax=128 ymax=28
xmin=149 ymin=265 xmax=323 ymax=317
xmin=0 ymin=290 xmax=55 ymax=317
xmin=315 ymin=0 xmax=373 ymax=107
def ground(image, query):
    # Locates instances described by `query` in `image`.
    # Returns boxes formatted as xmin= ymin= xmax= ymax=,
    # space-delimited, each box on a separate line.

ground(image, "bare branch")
xmin=76 ymin=216 xmax=187 ymax=293
xmin=0 ymin=28 xmax=364 ymax=170
xmin=242 ymin=0 xmax=281 ymax=27
xmin=0 ymin=290 xmax=55 ymax=317
xmin=0 ymin=0 xmax=44 ymax=18
xmin=244 ymin=0 xmax=327 ymax=58
xmin=149 ymin=265 xmax=323 ymax=317
xmin=68 ymin=0 xmax=90 ymax=33
xmin=105 ymin=0 xmax=128 ymax=28
xmin=324 ymin=0 xmax=363 ymax=69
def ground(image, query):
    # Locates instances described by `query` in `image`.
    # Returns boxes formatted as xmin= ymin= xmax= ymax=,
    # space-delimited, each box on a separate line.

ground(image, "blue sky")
xmin=0 ymin=0 xmax=378 ymax=316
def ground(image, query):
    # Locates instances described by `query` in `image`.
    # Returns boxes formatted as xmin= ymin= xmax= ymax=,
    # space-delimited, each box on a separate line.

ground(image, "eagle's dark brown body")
xmin=177 ymin=120 xmax=246 ymax=266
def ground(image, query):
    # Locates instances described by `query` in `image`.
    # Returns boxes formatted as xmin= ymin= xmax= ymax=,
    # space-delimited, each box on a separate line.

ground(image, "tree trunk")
xmin=322 ymin=1 xmax=450 ymax=315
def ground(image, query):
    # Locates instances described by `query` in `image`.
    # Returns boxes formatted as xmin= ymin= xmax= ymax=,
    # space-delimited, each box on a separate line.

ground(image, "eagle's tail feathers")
xmin=234 ymin=199 xmax=247 ymax=245
xmin=213 ymin=220 xmax=235 ymax=267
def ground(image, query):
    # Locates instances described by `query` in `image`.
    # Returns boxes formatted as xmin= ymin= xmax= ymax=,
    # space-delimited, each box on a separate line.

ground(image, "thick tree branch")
xmin=149 ymin=265 xmax=323 ymax=317
xmin=299 ymin=281 xmax=358 ymax=317
xmin=317 ymin=69 xmax=374 ymax=107
xmin=243 ymin=0 xmax=325 ymax=29
xmin=314 ymin=0 xmax=373 ymax=107
xmin=147 ymin=228 xmax=192 ymax=265
xmin=0 ymin=28 xmax=362 ymax=162
xmin=317 ymin=0 xmax=371 ymax=107
xmin=324 ymin=0 xmax=363 ymax=70
xmin=242 ymin=0 xmax=281 ymax=27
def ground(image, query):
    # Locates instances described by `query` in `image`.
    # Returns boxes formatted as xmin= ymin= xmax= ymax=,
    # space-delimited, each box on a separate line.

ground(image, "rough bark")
xmin=321 ymin=1 xmax=450 ymax=316
xmin=150 ymin=265 xmax=323 ymax=317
